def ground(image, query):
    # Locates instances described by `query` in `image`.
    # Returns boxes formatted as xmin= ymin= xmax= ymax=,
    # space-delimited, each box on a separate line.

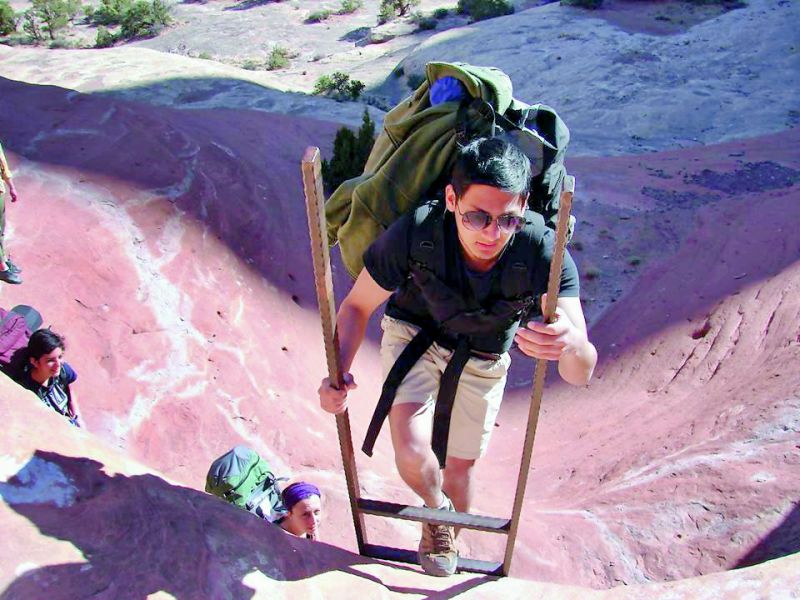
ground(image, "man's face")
xmin=30 ymin=347 xmax=63 ymax=380
xmin=284 ymin=495 xmax=322 ymax=540
xmin=445 ymin=183 xmax=526 ymax=272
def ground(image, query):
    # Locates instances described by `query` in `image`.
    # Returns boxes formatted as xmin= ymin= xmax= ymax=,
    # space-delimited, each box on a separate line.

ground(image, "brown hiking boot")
xmin=418 ymin=496 xmax=458 ymax=577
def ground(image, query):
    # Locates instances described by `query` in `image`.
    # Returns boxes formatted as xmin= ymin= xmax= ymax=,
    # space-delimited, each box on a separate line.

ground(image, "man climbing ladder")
xmin=316 ymin=137 xmax=597 ymax=576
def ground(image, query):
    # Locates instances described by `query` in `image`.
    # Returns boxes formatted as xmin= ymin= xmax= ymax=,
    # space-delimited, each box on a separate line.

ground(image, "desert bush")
xmin=583 ymin=265 xmax=600 ymax=280
xmin=338 ymin=0 xmax=362 ymax=14
xmin=0 ymin=0 xmax=17 ymax=35
xmin=413 ymin=12 xmax=437 ymax=30
xmin=560 ymin=0 xmax=603 ymax=8
xmin=119 ymin=0 xmax=171 ymax=39
xmin=407 ymin=73 xmax=425 ymax=89
xmin=267 ymin=44 xmax=291 ymax=70
xmin=89 ymin=0 xmax=132 ymax=26
xmin=457 ymin=0 xmax=513 ymax=21
xmin=94 ymin=24 xmax=117 ymax=46
xmin=378 ymin=0 xmax=420 ymax=23
xmin=322 ymin=108 xmax=375 ymax=193
xmin=627 ymin=255 xmax=642 ymax=267
xmin=313 ymin=71 xmax=365 ymax=101
xmin=432 ymin=7 xmax=449 ymax=18
xmin=306 ymin=9 xmax=332 ymax=23
xmin=28 ymin=0 xmax=71 ymax=40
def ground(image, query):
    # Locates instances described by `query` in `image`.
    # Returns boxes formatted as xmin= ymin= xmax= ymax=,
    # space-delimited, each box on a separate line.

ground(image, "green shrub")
xmin=94 ymin=24 xmax=117 ymax=47
xmin=90 ymin=0 xmax=132 ymax=26
xmin=306 ymin=9 xmax=332 ymax=23
xmin=560 ymin=0 xmax=603 ymax=7
xmin=432 ymin=7 xmax=449 ymax=18
xmin=378 ymin=0 xmax=420 ymax=22
xmin=267 ymin=45 xmax=290 ymax=70
xmin=338 ymin=0 xmax=362 ymax=14
xmin=407 ymin=73 xmax=425 ymax=89
xmin=457 ymin=0 xmax=513 ymax=21
xmin=414 ymin=12 xmax=437 ymax=30
xmin=198 ymin=51 xmax=212 ymax=60
xmin=313 ymin=71 xmax=365 ymax=101
xmin=29 ymin=0 xmax=71 ymax=40
xmin=0 ymin=0 xmax=17 ymax=35
xmin=322 ymin=108 xmax=375 ymax=193
xmin=22 ymin=9 xmax=43 ymax=41
xmin=242 ymin=58 xmax=262 ymax=70
xmin=119 ymin=0 xmax=170 ymax=39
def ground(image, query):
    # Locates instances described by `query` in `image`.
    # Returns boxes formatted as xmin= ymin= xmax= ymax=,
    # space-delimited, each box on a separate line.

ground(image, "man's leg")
xmin=388 ymin=402 xmax=443 ymax=508
xmin=442 ymin=456 xmax=476 ymax=514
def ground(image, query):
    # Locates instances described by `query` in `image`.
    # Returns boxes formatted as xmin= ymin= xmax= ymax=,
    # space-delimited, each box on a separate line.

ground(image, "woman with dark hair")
xmin=278 ymin=482 xmax=322 ymax=541
xmin=17 ymin=328 xmax=81 ymax=426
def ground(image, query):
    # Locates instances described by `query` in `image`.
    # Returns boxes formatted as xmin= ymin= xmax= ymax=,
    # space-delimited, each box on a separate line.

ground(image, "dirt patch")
xmin=586 ymin=0 xmax=747 ymax=36
xmin=686 ymin=161 xmax=800 ymax=195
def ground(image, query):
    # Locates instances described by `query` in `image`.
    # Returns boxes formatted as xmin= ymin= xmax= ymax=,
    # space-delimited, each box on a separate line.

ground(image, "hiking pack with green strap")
xmin=325 ymin=61 xmax=573 ymax=279
xmin=205 ymin=446 xmax=287 ymax=522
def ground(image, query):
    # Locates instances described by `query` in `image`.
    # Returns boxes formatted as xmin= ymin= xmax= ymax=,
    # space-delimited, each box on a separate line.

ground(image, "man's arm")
xmin=514 ymin=295 xmax=597 ymax=386
xmin=318 ymin=268 xmax=392 ymax=414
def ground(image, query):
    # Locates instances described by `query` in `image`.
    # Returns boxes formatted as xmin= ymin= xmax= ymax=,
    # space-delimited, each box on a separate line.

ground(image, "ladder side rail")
xmin=301 ymin=147 xmax=367 ymax=552
xmin=502 ymin=176 xmax=575 ymax=575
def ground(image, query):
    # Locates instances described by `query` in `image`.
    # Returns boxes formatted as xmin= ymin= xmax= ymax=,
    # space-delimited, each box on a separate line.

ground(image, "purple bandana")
xmin=282 ymin=482 xmax=321 ymax=511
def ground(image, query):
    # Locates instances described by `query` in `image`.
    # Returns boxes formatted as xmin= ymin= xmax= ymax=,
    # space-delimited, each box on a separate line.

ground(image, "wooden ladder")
xmin=302 ymin=147 xmax=575 ymax=577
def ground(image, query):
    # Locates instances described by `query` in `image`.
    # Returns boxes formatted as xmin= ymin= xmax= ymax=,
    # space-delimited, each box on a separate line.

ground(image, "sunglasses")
xmin=455 ymin=203 xmax=526 ymax=234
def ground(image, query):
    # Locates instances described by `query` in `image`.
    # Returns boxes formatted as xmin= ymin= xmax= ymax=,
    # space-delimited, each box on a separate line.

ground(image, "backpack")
xmin=325 ymin=61 xmax=574 ymax=279
xmin=205 ymin=446 xmax=287 ymax=522
xmin=0 ymin=305 xmax=44 ymax=378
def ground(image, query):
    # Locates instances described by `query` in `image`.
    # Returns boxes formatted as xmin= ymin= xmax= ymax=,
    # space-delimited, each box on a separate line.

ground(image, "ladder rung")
xmin=363 ymin=544 xmax=503 ymax=576
xmin=357 ymin=498 xmax=510 ymax=534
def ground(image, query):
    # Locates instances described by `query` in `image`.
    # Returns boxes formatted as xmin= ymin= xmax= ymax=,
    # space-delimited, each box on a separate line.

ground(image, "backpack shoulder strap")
xmin=408 ymin=200 xmax=446 ymax=273
xmin=499 ymin=210 xmax=547 ymax=300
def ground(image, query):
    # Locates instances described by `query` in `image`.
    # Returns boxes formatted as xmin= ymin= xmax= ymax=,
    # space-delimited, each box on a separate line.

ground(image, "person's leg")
xmin=442 ymin=456 xmax=476 ymax=515
xmin=388 ymin=402 xmax=443 ymax=508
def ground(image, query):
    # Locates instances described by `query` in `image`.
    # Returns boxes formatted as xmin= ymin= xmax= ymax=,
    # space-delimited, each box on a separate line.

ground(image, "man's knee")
xmin=444 ymin=456 xmax=476 ymax=480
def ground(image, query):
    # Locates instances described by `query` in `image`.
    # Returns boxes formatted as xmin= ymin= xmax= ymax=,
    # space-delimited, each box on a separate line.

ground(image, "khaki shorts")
xmin=380 ymin=315 xmax=511 ymax=460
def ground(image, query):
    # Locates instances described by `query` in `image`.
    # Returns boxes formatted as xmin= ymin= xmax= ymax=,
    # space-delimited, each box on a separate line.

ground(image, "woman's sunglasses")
xmin=455 ymin=203 xmax=526 ymax=234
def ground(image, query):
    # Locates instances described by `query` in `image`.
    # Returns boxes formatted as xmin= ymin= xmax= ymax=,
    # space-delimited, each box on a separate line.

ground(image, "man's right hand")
xmin=318 ymin=373 xmax=357 ymax=414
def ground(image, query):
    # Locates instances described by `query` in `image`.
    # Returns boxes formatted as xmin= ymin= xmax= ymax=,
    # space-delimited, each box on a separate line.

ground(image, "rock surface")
xmin=2 ymin=376 xmax=798 ymax=598
xmin=0 ymin=0 xmax=798 ymax=594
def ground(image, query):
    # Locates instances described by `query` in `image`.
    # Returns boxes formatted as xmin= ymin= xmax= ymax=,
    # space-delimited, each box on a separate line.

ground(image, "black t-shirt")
xmin=19 ymin=362 xmax=77 ymax=416
xmin=364 ymin=206 xmax=580 ymax=353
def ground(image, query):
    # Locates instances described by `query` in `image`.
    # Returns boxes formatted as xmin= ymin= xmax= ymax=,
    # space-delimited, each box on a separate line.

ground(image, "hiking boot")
xmin=418 ymin=496 xmax=458 ymax=577
xmin=0 ymin=268 xmax=22 ymax=285
xmin=5 ymin=259 xmax=21 ymax=274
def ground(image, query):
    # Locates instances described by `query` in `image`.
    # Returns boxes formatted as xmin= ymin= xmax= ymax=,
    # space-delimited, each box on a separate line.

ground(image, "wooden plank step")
xmin=363 ymin=544 xmax=503 ymax=576
xmin=357 ymin=498 xmax=510 ymax=534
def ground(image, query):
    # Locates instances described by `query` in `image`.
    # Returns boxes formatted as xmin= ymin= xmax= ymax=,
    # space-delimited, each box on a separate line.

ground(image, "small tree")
xmin=322 ymin=108 xmax=376 ymax=193
xmin=30 ymin=0 xmax=71 ymax=40
xmin=0 ymin=0 xmax=18 ymax=35
xmin=313 ymin=71 xmax=365 ymax=101
xmin=378 ymin=0 xmax=420 ymax=22
xmin=119 ymin=0 xmax=170 ymax=39
xmin=22 ymin=9 xmax=44 ymax=41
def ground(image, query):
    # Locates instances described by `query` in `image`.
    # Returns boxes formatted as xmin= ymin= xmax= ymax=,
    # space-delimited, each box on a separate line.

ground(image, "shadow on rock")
xmin=735 ymin=503 xmax=800 ymax=570
xmin=0 ymin=451 xmax=495 ymax=599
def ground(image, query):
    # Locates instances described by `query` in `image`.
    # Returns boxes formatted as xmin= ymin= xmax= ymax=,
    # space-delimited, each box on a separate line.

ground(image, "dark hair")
xmin=27 ymin=328 xmax=65 ymax=361
xmin=451 ymin=137 xmax=531 ymax=200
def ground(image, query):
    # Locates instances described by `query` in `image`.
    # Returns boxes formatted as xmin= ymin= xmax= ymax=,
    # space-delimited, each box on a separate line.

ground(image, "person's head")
xmin=27 ymin=328 xmax=66 ymax=382
xmin=445 ymin=137 xmax=532 ymax=271
xmin=280 ymin=482 xmax=322 ymax=540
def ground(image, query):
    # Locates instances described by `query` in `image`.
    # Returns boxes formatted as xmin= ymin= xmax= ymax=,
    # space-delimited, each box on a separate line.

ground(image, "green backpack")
xmin=325 ymin=60 xmax=573 ymax=279
xmin=205 ymin=446 xmax=286 ymax=522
